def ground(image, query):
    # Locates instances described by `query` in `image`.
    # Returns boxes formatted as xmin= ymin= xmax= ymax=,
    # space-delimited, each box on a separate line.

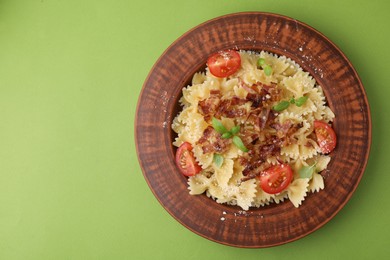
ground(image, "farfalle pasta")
xmin=172 ymin=50 xmax=336 ymax=210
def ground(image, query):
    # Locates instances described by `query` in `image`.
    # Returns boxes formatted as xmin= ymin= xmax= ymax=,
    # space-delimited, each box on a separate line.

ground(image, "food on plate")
xmin=314 ymin=120 xmax=337 ymax=154
xmin=207 ymin=49 xmax=241 ymax=78
xmin=175 ymin=142 xmax=202 ymax=176
xmin=172 ymin=49 xmax=336 ymax=210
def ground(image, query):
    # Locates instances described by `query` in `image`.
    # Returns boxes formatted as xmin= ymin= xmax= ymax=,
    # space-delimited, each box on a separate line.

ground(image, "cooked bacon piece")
xmin=245 ymin=86 xmax=266 ymax=108
xmin=198 ymin=90 xmax=248 ymax=120
xmin=239 ymin=128 xmax=260 ymax=146
xmin=305 ymin=141 xmax=314 ymax=148
xmin=241 ymin=164 xmax=268 ymax=182
xmin=241 ymin=156 xmax=265 ymax=176
xmin=196 ymin=126 xmax=231 ymax=154
xmin=257 ymin=138 xmax=282 ymax=159
xmin=239 ymin=135 xmax=283 ymax=181
xmin=246 ymin=93 xmax=266 ymax=108
xmin=270 ymin=121 xmax=303 ymax=144
xmin=240 ymin=81 xmax=281 ymax=109
xmin=287 ymin=122 xmax=303 ymax=136
xmin=230 ymin=96 xmax=247 ymax=106
xmin=239 ymin=81 xmax=257 ymax=94
xmin=261 ymin=82 xmax=279 ymax=96
xmin=271 ymin=120 xmax=293 ymax=138
xmin=198 ymin=90 xmax=221 ymax=120
xmin=246 ymin=107 xmax=271 ymax=130
xmin=210 ymin=89 xmax=220 ymax=95
xmin=215 ymin=97 xmax=247 ymax=118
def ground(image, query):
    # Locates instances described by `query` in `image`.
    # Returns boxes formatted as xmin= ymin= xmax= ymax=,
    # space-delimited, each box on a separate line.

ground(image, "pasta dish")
xmin=171 ymin=50 xmax=336 ymax=210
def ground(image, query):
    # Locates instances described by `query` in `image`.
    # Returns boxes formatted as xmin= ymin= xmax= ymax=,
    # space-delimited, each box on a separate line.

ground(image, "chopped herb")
xmin=211 ymin=117 xmax=248 ymax=153
xmin=273 ymin=96 xmax=309 ymax=112
xmin=263 ymin=65 xmax=273 ymax=76
xmin=232 ymin=135 xmax=249 ymax=152
xmin=295 ymin=96 xmax=308 ymax=107
xmin=212 ymin=117 xmax=228 ymax=134
xmin=272 ymin=101 xmax=290 ymax=112
xmin=213 ymin=153 xmax=224 ymax=167
xmin=257 ymin=58 xmax=266 ymax=68
xmin=257 ymin=58 xmax=272 ymax=76
xmin=230 ymin=125 xmax=240 ymax=135
xmin=221 ymin=132 xmax=232 ymax=139
xmin=299 ymin=163 xmax=317 ymax=179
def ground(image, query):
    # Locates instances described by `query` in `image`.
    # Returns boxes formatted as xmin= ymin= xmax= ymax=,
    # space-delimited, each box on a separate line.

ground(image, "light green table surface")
xmin=0 ymin=0 xmax=388 ymax=259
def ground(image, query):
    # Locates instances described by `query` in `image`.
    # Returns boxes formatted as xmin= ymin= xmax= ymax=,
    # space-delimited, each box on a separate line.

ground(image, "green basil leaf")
xmin=213 ymin=153 xmax=224 ymax=168
xmin=295 ymin=95 xmax=308 ymax=107
xmin=257 ymin=58 xmax=266 ymax=68
xmin=212 ymin=117 xmax=228 ymax=134
xmin=263 ymin=64 xmax=273 ymax=76
xmin=272 ymin=101 xmax=290 ymax=112
xmin=221 ymin=132 xmax=232 ymax=139
xmin=230 ymin=125 xmax=240 ymax=135
xmin=232 ymin=135 xmax=249 ymax=152
xmin=299 ymin=164 xmax=316 ymax=179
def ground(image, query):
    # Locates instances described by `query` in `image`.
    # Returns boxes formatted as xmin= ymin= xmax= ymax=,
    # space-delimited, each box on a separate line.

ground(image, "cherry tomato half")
xmin=175 ymin=142 xmax=202 ymax=176
xmin=314 ymin=120 xmax=337 ymax=154
xmin=207 ymin=49 xmax=241 ymax=78
xmin=260 ymin=164 xmax=293 ymax=194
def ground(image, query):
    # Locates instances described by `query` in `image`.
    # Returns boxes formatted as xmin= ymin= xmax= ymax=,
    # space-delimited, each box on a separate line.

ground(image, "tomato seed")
xmin=180 ymin=151 xmax=189 ymax=168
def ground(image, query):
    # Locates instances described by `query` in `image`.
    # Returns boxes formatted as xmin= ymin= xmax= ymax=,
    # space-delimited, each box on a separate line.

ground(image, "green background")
xmin=0 ymin=0 xmax=387 ymax=259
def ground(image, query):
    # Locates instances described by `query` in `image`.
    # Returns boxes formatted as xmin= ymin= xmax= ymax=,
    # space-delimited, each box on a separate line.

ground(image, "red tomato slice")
xmin=260 ymin=164 xmax=293 ymax=194
xmin=207 ymin=49 xmax=241 ymax=78
xmin=175 ymin=142 xmax=202 ymax=176
xmin=314 ymin=120 xmax=337 ymax=154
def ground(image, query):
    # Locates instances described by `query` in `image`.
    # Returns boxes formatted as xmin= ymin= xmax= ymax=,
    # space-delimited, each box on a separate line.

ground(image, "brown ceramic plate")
xmin=135 ymin=12 xmax=371 ymax=248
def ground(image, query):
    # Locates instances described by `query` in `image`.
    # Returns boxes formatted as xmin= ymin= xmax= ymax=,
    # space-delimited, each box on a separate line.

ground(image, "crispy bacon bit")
xmin=239 ymin=80 xmax=257 ymax=94
xmin=259 ymin=108 xmax=271 ymax=129
xmin=197 ymin=126 xmax=231 ymax=154
xmin=240 ymin=136 xmax=283 ymax=181
xmin=271 ymin=121 xmax=303 ymax=139
xmin=239 ymin=81 xmax=281 ymax=108
xmin=258 ymin=138 xmax=282 ymax=158
xmin=245 ymin=106 xmax=274 ymax=132
xmin=214 ymin=97 xmax=247 ymax=118
xmin=240 ymin=129 xmax=260 ymax=146
xmin=305 ymin=141 xmax=314 ymax=148
xmin=198 ymin=90 xmax=221 ymax=120
xmin=248 ymin=88 xmax=271 ymax=106
xmin=210 ymin=89 xmax=220 ymax=95
xmin=198 ymin=89 xmax=248 ymax=120
xmin=241 ymin=161 xmax=269 ymax=182
xmin=271 ymin=120 xmax=293 ymax=137
xmin=246 ymin=93 xmax=265 ymax=108
xmin=241 ymin=157 xmax=264 ymax=176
